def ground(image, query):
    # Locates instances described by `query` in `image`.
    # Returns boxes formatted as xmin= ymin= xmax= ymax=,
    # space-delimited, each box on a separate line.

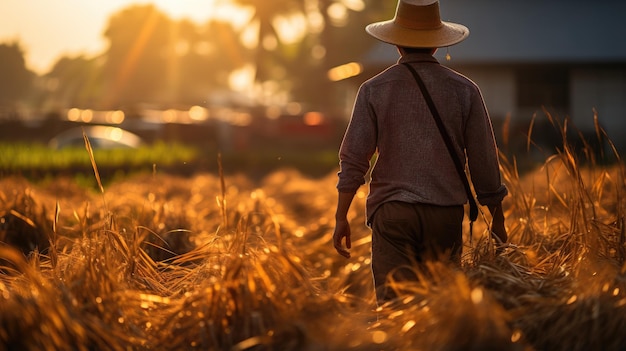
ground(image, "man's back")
xmin=338 ymin=52 xmax=503 ymax=222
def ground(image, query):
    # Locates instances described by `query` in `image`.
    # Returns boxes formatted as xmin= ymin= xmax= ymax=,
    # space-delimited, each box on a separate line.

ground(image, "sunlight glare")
xmin=274 ymin=14 xmax=307 ymax=44
xmin=306 ymin=11 xmax=324 ymax=33
xmin=566 ymin=295 xmax=577 ymax=304
xmin=81 ymin=109 xmax=93 ymax=123
xmin=470 ymin=287 xmax=483 ymax=304
xmin=342 ymin=0 xmax=366 ymax=12
xmin=67 ymin=108 xmax=81 ymax=122
xmin=328 ymin=62 xmax=362 ymax=81
xmin=107 ymin=110 xmax=125 ymax=124
xmin=189 ymin=105 xmax=209 ymax=121
xmin=327 ymin=3 xmax=348 ymax=26
xmin=229 ymin=65 xmax=255 ymax=92
xmin=371 ymin=331 xmax=387 ymax=344
xmin=211 ymin=3 xmax=253 ymax=28
xmin=147 ymin=0 xmax=252 ymax=26
xmin=241 ymin=21 xmax=258 ymax=49
xmin=163 ymin=109 xmax=177 ymax=123
xmin=294 ymin=227 xmax=305 ymax=238
xmin=401 ymin=320 xmax=416 ymax=333
xmin=285 ymin=102 xmax=302 ymax=115
xmin=303 ymin=112 xmax=324 ymax=126
xmin=258 ymin=80 xmax=288 ymax=106
xmin=511 ymin=330 xmax=523 ymax=343
xmin=108 ymin=127 xmax=123 ymax=142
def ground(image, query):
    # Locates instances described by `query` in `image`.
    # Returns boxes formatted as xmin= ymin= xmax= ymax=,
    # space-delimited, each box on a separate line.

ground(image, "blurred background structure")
xmin=363 ymin=0 xmax=626 ymax=160
xmin=1 ymin=0 xmax=625 ymax=176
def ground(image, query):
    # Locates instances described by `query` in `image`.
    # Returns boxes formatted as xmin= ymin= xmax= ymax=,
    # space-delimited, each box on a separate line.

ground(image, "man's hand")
xmin=333 ymin=218 xmax=352 ymax=258
xmin=490 ymin=215 xmax=507 ymax=244
xmin=333 ymin=191 xmax=356 ymax=258
xmin=488 ymin=203 xmax=508 ymax=246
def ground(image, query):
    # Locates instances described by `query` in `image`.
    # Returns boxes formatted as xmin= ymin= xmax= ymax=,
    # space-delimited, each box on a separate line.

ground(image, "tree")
xmin=43 ymin=55 xmax=103 ymax=109
xmin=95 ymin=1 xmax=391 ymax=111
xmin=100 ymin=4 xmax=244 ymax=109
xmin=101 ymin=4 xmax=173 ymax=108
xmin=225 ymin=1 xmax=393 ymax=112
xmin=320 ymin=0 xmax=395 ymax=68
xmin=232 ymin=0 xmax=306 ymax=82
xmin=175 ymin=19 xmax=246 ymax=105
xmin=283 ymin=0 xmax=393 ymax=112
xmin=0 ymin=42 xmax=33 ymax=109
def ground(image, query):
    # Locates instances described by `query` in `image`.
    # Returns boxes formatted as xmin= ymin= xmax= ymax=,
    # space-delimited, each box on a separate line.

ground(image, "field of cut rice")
xmin=1 ymin=124 xmax=626 ymax=350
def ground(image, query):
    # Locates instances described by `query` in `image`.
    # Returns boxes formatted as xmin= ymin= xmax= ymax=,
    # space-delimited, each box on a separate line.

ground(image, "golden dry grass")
xmin=1 ymin=118 xmax=625 ymax=350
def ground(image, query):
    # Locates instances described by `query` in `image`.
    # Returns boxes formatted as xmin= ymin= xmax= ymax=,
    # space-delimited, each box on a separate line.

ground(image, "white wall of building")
xmin=459 ymin=67 xmax=516 ymax=122
xmin=571 ymin=68 xmax=626 ymax=150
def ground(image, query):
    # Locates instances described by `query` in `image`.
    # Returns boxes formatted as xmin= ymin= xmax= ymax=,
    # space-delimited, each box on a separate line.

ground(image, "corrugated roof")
xmin=364 ymin=0 xmax=626 ymax=65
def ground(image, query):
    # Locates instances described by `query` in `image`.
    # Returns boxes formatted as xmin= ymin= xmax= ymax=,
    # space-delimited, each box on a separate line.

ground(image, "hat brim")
xmin=366 ymin=20 xmax=469 ymax=48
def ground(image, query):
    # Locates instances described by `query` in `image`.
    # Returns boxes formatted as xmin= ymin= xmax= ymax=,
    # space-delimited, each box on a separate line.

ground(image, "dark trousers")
xmin=371 ymin=201 xmax=464 ymax=303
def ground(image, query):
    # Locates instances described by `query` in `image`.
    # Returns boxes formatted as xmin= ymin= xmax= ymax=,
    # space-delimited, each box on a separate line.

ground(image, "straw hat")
xmin=366 ymin=0 xmax=469 ymax=48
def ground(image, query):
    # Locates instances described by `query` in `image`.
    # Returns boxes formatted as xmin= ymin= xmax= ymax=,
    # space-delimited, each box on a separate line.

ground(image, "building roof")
xmin=364 ymin=0 xmax=626 ymax=65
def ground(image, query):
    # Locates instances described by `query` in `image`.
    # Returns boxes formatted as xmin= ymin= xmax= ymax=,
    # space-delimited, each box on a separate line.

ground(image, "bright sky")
xmin=0 ymin=0 xmax=244 ymax=74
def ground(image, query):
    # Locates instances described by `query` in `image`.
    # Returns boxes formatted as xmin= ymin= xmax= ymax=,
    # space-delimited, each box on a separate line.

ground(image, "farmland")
xmin=1 ymin=128 xmax=626 ymax=350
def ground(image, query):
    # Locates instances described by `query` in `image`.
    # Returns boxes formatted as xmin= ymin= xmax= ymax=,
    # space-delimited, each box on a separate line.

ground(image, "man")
xmin=332 ymin=0 xmax=508 ymax=303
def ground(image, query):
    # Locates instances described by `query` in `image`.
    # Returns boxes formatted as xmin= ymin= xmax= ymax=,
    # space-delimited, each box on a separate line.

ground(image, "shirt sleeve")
xmin=337 ymin=83 xmax=378 ymax=193
xmin=464 ymin=85 xmax=508 ymax=206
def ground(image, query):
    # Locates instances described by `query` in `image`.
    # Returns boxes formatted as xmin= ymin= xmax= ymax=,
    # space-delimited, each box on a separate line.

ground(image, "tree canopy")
xmin=3 ymin=1 xmax=389 ymax=114
xmin=0 ymin=42 xmax=33 ymax=109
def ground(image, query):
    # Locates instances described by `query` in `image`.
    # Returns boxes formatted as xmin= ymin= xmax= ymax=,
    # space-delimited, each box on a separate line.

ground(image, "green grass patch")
xmin=0 ymin=142 xmax=199 ymax=172
xmin=0 ymin=142 xmax=340 ymax=184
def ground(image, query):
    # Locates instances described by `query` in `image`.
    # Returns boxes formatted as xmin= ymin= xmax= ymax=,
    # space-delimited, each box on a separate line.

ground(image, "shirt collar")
xmin=397 ymin=53 xmax=440 ymax=65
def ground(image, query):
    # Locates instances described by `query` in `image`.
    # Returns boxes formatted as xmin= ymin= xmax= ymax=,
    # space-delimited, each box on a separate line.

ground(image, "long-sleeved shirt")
xmin=337 ymin=53 xmax=508 ymax=225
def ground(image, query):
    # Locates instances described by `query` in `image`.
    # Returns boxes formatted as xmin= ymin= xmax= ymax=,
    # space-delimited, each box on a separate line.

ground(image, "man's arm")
xmin=333 ymin=191 xmax=356 ymax=258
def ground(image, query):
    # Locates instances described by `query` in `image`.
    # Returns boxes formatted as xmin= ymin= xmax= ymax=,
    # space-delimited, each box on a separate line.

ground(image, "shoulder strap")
xmin=402 ymin=62 xmax=479 ymax=225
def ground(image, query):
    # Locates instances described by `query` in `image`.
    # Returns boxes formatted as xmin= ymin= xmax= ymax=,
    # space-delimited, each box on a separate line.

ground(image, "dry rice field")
xmin=1 ymin=138 xmax=626 ymax=350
